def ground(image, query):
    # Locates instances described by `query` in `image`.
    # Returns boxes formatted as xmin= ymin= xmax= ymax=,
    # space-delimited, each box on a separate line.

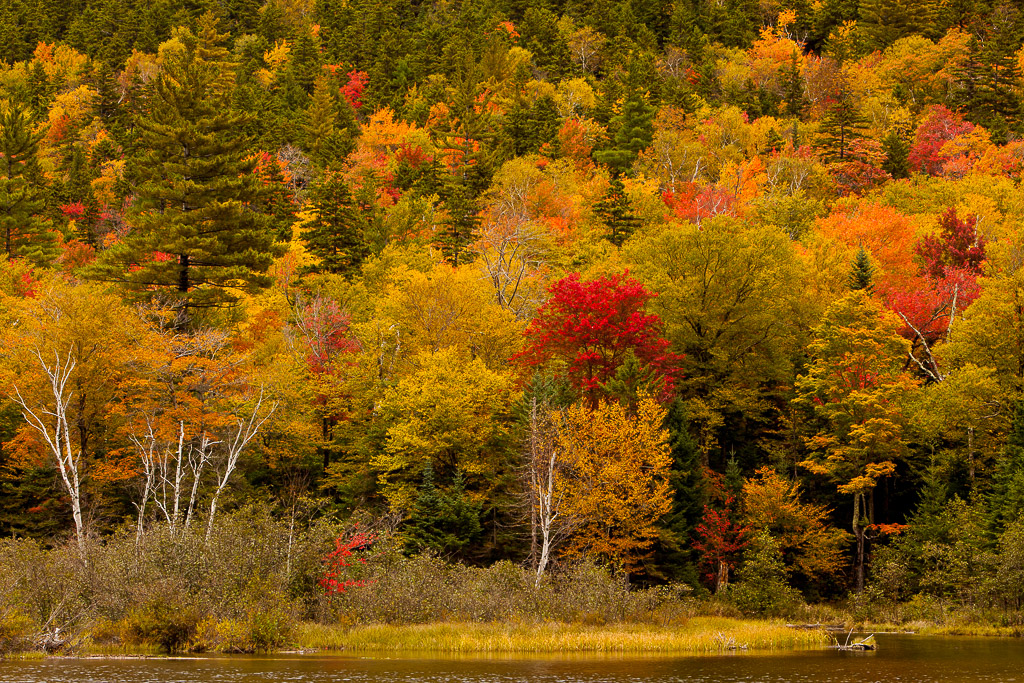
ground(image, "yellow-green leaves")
xmin=373 ymin=349 xmax=514 ymax=510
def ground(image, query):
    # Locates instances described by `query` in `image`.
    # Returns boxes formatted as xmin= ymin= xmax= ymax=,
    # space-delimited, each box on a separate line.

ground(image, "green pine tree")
xmin=305 ymin=73 xmax=354 ymax=167
xmin=656 ymin=399 xmax=706 ymax=584
xmin=594 ymin=91 xmax=655 ymax=175
xmin=0 ymin=102 xmax=55 ymax=266
xmin=284 ymin=25 xmax=321 ymax=105
xmin=881 ymin=128 xmax=911 ymax=179
xmin=403 ymin=464 xmax=482 ymax=557
xmin=302 ymin=171 xmax=367 ymax=277
xmin=817 ymin=95 xmax=868 ymax=162
xmin=859 ymin=0 xmax=939 ymax=51
xmin=730 ymin=530 xmax=802 ymax=615
xmin=782 ymin=52 xmax=807 ymax=119
xmin=960 ymin=6 xmax=1024 ymax=143
xmin=88 ymin=15 xmax=283 ymax=327
xmin=602 ymin=349 xmax=660 ymax=413
xmin=435 ymin=63 xmax=496 ymax=266
xmin=992 ymin=400 xmax=1024 ymax=533
xmin=847 ymin=246 xmax=876 ymax=292
xmin=594 ymin=176 xmax=641 ymax=247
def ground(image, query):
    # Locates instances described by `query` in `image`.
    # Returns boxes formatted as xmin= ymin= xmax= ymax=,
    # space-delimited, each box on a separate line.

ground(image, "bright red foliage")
xmin=692 ymin=497 xmax=750 ymax=592
xmin=909 ymin=106 xmax=976 ymax=176
xmin=342 ymin=70 xmax=369 ymax=110
xmin=662 ymin=184 xmax=736 ymax=226
xmin=515 ymin=272 xmax=680 ymax=407
xmin=60 ymin=201 xmax=86 ymax=219
xmin=321 ymin=528 xmax=376 ymax=593
xmin=914 ymin=208 xmax=986 ymax=280
xmin=296 ymin=296 xmax=360 ymax=375
xmin=882 ymin=208 xmax=986 ymax=380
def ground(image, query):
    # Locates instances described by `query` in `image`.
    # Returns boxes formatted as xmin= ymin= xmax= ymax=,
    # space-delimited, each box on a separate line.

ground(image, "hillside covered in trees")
xmin=4 ymin=0 xmax=1024 ymax=647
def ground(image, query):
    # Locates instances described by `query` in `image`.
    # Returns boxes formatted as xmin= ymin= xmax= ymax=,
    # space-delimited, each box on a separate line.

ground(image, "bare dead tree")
xmin=522 ymin=396 xmax=576 ymax=586
xmin=206 ymin=387 xmax=278 ymax=540
xmin=12 ymin=347 xmax=86 ymax=557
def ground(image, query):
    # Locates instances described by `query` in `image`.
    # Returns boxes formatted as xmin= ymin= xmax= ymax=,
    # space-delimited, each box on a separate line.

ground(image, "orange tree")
xmin=742 ymin=466 xmax=850 ymax=586
xmin=554 ymin=395 xmax=672 ymax=575
xmin=794 ymin=290 xmax=918 ymax=592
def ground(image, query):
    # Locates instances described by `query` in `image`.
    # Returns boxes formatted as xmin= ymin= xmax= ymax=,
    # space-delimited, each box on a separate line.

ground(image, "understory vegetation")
xmin=2 ymin=506 xmax=1024 ymax=655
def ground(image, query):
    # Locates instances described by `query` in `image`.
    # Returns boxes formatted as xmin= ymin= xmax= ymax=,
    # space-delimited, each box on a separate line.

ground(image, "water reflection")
xmin=2 ymin=635 xmax=1023 ymax=682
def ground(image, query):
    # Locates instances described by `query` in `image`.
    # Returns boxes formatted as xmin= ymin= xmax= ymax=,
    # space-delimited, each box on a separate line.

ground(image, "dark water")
xmin=2 ymin=635 xmax=1023 ymax=682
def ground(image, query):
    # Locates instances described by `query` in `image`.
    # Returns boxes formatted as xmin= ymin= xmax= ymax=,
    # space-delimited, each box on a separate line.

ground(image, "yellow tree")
xmin=624 ymin=217 xmax=809 ymax=459
xmin=379 ymin=262 xmax=524 ymax=372
xmin=372 ymin=348 xmax=514 ymax=510
xmin=1 ymin=278 xmax=155 ymax=555
xmin=555 ymin=396 xmax=672 ymax=575
xmin=742 ymin=466 xmax=850 ymax=584
xmin=794 ymin=290 xmax=919 ymax=591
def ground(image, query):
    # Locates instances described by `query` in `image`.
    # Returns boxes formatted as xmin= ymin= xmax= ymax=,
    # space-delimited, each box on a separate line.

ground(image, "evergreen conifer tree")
xmin=594 ymin=176 xmax=641 ymax=247
xmin=403 ymin=464 xmax=482 ymax=556
xmin=882 ymin=128 xmax=911 ymax=179
xmin=817 ymin=94 xmax=867 ymax=162
xmin=305 ymin=73 xmax=354 ymax=166
xmin=284 ymin=26 xmax=322 ymax=106
xmin=730 ymin=530 xmax=801 ymax=615
xmin=0 ymin=102 xmax=55 ymax=265
xmin=88 ymin=14 xmax=283 ymax=327
xmin=992 ymin=401 xmax=1024 ymax=532
xmin=657 ymin=399 xmax=705 ymax=584
xmin=302 ymin=171 xmax=367 ymax=277
xmin=858 ymin=0 xmax=938 ymax=51
xmin=594 ymin=91 xmax=655 ymax=176
xmin=847 ymin=246 xmax=876 ymax=293
xmin=782 ymin=52 xmax=807 ymax=119
xmin=959 ymin=5 xmax=1024 ymax=143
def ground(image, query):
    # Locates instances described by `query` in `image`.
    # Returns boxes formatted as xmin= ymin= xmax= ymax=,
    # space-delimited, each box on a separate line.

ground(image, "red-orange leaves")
xmin=516 ymin=272 xmax=679 ymax=407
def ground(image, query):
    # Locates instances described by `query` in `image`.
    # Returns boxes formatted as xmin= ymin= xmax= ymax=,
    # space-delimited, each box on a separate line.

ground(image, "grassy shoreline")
xmin=13 ymin=617 xmax=1024 ymax=659
xmin=293 ymin=618 xmax=831 ymax=654
xmin=3 ymin=618 xmax=831 ymax=658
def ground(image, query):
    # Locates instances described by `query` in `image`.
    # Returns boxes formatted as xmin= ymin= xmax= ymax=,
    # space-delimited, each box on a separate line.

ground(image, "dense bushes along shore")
xmin=3 ymin=506 xmax=1024 ymax=656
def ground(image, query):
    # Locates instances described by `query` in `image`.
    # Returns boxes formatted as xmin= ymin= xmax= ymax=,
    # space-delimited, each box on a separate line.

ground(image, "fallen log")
xmin=830 ymin=632 xmax=877 ymax=651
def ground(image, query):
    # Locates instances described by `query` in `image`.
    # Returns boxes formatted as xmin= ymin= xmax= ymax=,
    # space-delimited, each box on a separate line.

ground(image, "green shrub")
xmin=729 ymin=531 xmax=802 ymax=617
xmin=120 ymin=598 xmax=199 ymax=653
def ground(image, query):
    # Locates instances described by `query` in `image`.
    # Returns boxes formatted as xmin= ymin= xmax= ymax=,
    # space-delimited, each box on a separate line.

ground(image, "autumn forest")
xmin=1 ymin=0 xmax=1024 ymax=654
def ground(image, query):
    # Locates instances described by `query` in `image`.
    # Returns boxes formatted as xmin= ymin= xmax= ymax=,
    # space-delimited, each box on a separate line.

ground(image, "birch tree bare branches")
xmin=12 ymin=347 xmax=86 ymax=556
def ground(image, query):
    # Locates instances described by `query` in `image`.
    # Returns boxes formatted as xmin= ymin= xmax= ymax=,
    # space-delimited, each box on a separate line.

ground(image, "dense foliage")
xmin=4 ymin=0 xmax=1024 ymax=644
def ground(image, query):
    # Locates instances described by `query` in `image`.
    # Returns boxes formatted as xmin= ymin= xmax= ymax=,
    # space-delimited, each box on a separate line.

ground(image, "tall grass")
xmin=296 ymin=618 xmax=830 ymax=654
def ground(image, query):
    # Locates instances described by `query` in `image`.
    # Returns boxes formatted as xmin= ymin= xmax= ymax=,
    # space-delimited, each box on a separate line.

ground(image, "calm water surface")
xmin=2 ymin=635 xmax=1023 ymax=682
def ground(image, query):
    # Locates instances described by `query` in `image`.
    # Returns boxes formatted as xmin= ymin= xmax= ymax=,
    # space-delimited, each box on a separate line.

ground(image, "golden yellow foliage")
xmin=555 ymin=396 xmax=672 ymax=572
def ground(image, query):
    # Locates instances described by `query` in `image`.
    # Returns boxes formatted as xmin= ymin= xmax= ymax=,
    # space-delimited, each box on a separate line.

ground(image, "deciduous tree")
xmin=516 ymin=272 xmax=677 ymax=409
xmin=554 ymin=396 xmax=672 ymax=574
xmin=795 ymin=290 xmax=918 ymax=591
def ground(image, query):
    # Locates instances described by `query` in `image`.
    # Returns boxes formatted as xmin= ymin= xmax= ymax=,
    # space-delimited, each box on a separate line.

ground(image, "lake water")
xmin=2 ymin=634 xmax=1023 ymax=682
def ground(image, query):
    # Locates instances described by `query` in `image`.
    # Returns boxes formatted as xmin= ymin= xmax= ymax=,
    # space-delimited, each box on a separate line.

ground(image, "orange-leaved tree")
xmin=554 ymin=395 xmax=672 ymax=575
xmin=742 ymin=466 xmax=850 ymax=585
xmin=794 ymin=290 xmax=918 ymax=592
xmin=1 ymin=278 xmax=156 ymax=555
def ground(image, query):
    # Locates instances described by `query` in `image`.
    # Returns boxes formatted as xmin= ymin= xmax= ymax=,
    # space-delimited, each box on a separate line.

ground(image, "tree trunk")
xmin=853 ymin=491 xmax=866 ymax=593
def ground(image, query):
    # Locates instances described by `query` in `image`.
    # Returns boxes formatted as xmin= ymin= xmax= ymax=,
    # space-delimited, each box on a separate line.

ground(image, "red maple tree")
xmin=914 ymin=208 xmax=986 ymax=280
xmin=515 ymin=272 xmax=680 ymax=407
xmin=692 ymin=496 xmax=750 ymax=592
xmin=321 ymin=528 xmax=376 ymax=594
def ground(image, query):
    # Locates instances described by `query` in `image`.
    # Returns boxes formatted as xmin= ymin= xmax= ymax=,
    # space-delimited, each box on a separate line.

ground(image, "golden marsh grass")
xmin=296 ymin=617 xmax=830 ymax=654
